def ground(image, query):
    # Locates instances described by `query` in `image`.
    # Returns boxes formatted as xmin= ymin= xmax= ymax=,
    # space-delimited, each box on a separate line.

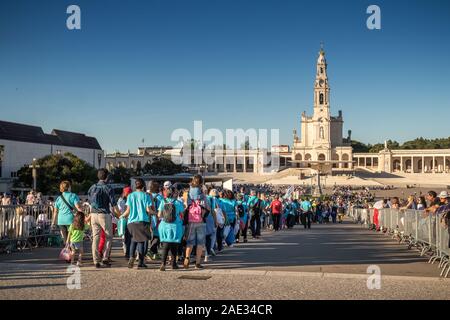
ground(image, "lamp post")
xmin=29 ymin=158 xmax=40 ymax=191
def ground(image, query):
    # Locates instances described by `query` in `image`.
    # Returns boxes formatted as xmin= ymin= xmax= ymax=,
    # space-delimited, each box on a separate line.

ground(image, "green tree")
xmin=109 ymin=166 xmax=133 ymax=185
xmin=351 ymin=140 xmax=370 ymax=153
xmin=15 ymin=153 xmax=97 ymax=194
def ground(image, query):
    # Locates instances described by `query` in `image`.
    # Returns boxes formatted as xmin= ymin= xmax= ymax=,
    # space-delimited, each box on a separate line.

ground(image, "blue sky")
xmin=0 ymin=0 xmax=449 ymax=153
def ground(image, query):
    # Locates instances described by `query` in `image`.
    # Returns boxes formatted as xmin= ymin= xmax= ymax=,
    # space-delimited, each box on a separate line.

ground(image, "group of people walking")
xmin=51 ymin=170 xmax=340 ymax=270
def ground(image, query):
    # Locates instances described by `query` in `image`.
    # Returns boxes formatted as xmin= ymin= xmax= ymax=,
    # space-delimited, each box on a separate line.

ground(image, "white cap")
xmin=163 ymin=181 xmax=172 ymax=188
xmin=438 ymin=191 xmax=449 ymax=198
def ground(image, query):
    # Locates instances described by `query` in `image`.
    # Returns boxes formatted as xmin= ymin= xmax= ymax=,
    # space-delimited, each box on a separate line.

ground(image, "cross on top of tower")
xmin=319 ymin=42 xmax=325 ymax=55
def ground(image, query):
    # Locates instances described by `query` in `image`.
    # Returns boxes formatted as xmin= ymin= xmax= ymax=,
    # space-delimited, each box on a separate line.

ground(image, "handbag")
xmin=117 ymin=217 xmax=127 ymax=237
xmin=215 ymin=206 xmax=225 ymax=227
xmin=59 ymin=243 xmax=72 ymax=263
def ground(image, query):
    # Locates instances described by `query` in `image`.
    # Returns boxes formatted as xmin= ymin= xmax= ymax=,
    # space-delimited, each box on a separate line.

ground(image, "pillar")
xmin=422 ymin=156 xmax=425 ymax=173
xmin=433 ymin=156 xmax=435 ymax=174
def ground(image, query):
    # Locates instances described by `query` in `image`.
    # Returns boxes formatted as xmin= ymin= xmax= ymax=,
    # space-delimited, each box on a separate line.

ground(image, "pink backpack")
xmin=188 ymin=199 xmax=203 ymax=223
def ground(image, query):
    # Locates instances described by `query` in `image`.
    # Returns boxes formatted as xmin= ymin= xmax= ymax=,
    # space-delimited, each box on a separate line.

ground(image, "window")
xmin=319 ymin=93 xmax=324 ymax=104
xmin=320 ymin=67 xmax=323 ymax=74
xmin=10 ymin=171 xmax=17 ymax=178
xmin=319 ymin=127 xmax=324 ymax=139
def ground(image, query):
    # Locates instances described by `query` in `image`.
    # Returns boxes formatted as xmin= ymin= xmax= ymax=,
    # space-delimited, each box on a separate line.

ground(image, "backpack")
xmin=237 ymin=203 xmax=245 ymax=218
xmin=162 ymin=200 xmax=177 ymax=223
xmin=249 ymin=199 xmax=261 ymax=217
xmin=187 ymin=199 xmax=204 ymax=223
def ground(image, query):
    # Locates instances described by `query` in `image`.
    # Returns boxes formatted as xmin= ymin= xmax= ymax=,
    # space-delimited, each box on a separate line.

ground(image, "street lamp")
xmin=29 ymin=158 xmax=40 ymax=191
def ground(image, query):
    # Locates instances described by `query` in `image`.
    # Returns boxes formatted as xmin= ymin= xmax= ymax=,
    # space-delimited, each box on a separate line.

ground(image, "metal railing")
xmin=347 ymin=206 xmax=450 ymax=278
xmin=0 ymin=204 xmax=58 ymax=253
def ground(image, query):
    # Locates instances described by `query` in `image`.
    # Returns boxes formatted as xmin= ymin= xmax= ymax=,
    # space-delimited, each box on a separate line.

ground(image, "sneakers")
xmin=95 ymin=262 xmax=101 ymax=269
xmin=204 ymin=255 xmax=210 ymax=263
xmin=195 ymin=264 xmax=204 ymax=269
xmin=137 ymin=263 xmax=148 ymax=269
xmin=210 ymin=250 xmax=216 ymax=257
xmin=128 ymin=258 xmax=135 ymax=269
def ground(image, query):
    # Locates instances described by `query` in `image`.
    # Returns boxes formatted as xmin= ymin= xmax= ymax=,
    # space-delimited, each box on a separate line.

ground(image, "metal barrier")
xmin=0 ymin=205 xmax=56 ymax=253
xmin=348 ymin=206 xmax=450 ymax=278
xmin=347 ymin=207 xmax=374 ymax=229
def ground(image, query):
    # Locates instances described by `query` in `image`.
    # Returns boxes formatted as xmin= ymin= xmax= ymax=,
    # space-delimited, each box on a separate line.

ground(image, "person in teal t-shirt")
xmin=157 ymin=186 xmax=185 ymax=271
xmin=53 ymin=181 xmax=83 ymax=244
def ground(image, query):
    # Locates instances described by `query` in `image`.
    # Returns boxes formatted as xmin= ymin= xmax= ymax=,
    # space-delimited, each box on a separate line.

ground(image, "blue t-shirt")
xmin=126 ymin=191 xmax=152 ymax=224
xmin=301 ymin=200 xmax=312 ymax=212
xmin=158 ymin=198 xmax=184 ymax=243
xmin=55 ymin=192 xmax=80 ymax=226
xmin=219 ymin=198 xmax=237 ymax=222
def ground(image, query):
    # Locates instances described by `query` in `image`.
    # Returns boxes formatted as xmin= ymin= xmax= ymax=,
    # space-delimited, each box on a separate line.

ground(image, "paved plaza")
xmin=1 ymin=220 xmax=448 ymax=300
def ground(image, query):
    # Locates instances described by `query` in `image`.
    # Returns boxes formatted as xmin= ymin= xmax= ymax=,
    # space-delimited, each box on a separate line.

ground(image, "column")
xmin=233 ymin=156 xmax=237 ymax=173
xmin=445 ymin=156 xmax=447 ymax=173
xmin=400 ymin=156 xmax=403 ymax=172
xmin=433 ymin=156 xmax=435 ymax=174
xmin=243 ymin=156 xmax=247 ymax=173
xmin=411 ymin=156 xmax=414 ymax=173
xmin=422 ymin=156 xmax=424 ymax=173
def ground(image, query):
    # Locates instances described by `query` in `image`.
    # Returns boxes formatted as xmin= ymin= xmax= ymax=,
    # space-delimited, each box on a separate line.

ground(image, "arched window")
xmin=318 ymin=154 xmax=326 ymax=161
xmin=319 ymin=93 xmax=324 ymax=105
xmin=320 ymin=67 xmax=323 ymax=74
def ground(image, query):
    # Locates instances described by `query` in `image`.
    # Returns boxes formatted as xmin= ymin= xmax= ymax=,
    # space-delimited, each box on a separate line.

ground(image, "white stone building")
xmin=0 ymin=120 xmax=104 ymax=192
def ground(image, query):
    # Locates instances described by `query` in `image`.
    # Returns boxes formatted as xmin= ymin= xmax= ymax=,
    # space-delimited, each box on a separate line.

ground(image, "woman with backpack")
xmin=183 ymin=175 xmax=210 ymax=269
xmin=157 ymin=186 xmax=185 ymax=271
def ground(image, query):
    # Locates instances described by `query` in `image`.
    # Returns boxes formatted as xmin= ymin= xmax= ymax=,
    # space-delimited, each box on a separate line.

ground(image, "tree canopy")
xmin=351 ymin=137 xmax=450 ymax=153
xmin=15 ymin=153 xmax=97 ymax=194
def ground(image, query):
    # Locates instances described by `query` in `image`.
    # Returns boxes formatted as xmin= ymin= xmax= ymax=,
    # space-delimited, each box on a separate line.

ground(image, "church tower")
xmin=292 ymin=45 xmax=352 ymax=169
xmin=312 ymin=45 xmax=331 ymax=147
xmin=313 ymin=45 xmax=330 ymax=120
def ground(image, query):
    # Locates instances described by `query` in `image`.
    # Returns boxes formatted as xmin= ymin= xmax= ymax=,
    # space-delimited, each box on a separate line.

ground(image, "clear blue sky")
xmin=0 ymin=0 xmax=449 ymax=153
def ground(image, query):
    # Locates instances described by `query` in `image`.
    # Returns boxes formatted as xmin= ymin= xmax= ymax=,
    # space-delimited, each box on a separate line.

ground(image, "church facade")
xmin=292 ymin=47 xmax=353 ymax=170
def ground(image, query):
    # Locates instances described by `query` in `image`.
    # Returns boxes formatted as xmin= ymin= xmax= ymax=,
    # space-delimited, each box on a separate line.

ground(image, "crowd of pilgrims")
xmin=52 ymin=170 xmax=363 ymax=270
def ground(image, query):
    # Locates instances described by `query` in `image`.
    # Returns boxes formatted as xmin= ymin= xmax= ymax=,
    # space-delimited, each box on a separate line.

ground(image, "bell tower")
xmin=313 ymin=44 xmax=330 ymax=120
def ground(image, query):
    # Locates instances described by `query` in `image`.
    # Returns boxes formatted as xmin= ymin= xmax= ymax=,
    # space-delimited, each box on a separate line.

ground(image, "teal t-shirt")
xmin=55 ymin=192 xmax=80 ymax=226
xmin=126 ymin=191 xmax=152 ymax=224
xmin=158 ymin=198 xmax=184 ymax=243
xmin=301 ymin=200 xmax=312 ymax=212
xmin=219 ymin=198 xmax=237 ymax=222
